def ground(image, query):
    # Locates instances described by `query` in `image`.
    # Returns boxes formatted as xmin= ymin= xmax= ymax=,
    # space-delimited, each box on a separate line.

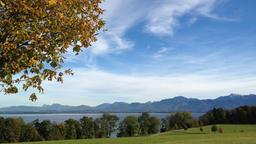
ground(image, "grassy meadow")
xmin=20 ymin=124 xmax=256 ymax=144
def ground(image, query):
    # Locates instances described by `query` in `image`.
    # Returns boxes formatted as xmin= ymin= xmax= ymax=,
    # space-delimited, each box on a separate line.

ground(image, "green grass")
xmin=20 ymin=125 xmax=256 ymax=144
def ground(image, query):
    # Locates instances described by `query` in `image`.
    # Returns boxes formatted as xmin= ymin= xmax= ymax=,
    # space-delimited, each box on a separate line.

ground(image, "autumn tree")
xmin=0 ymin=0 xmax=104 ymax=100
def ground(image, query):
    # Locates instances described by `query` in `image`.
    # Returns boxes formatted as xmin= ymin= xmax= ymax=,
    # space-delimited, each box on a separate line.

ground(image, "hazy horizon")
xmin=0 ymin=93 xmax=255 ymax=108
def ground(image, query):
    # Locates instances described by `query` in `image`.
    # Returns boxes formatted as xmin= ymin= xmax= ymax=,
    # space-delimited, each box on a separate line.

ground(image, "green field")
xmin=21 ymin=125 xmax=256 ymax=144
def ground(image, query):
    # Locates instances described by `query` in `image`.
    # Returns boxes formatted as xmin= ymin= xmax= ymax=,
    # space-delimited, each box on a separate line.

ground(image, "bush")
xmin=211 ymin=125 xmax=218 ymax=132
xmin=218 ymin=127 xmax=223 ymax=133
xmin=200 ymin=127 xmax=203 ymax=132
xmin=168 ymin=112 xmax=194 ymax=130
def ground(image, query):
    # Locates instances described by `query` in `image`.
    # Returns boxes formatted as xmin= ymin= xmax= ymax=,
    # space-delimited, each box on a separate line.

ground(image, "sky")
xmin=1 ymin=0 xmax=256 ymax=107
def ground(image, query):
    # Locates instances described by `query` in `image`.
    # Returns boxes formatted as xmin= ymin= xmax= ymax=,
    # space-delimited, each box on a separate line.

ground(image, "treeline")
xmin=160 ymin=106 xmax=256 ymax=132
xmin=117 ymin=112 xmax=201 ymax=137
xmin=0 ymin=112 xmax=193 ymax=143
xmin=199 ymin=105 xmax=256 ymax=125
xmin=0 ymin=113 xmax=162 ymax=143
xmin=0 ymin=113 xmax=119 ymax=143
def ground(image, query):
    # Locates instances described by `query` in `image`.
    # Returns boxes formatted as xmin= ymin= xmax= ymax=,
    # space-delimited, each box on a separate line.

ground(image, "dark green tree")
xmin=33 ymin=120 xmax=53 ymax=140
xmin=100 ymin=113 xmax=119 ymax=138
xmin=168 ymin=112 xmax=194 ymax=130
xmin=64 ymin=119 xmax=81 ymax=139
xmin=211 ymin=125 xmax=218 ymax=132
xmin=80 ymin=117 xmax=95 ymax=138
xmin=3 ymin=118 xmax=24 ymax=142
xmin=138 ymin=112 xmax=150 ymax=135
xmin=56 ymin=123 xmax=67 ymax=140
xmin=0 ymin=117 xmax=5 ymax=143
xmin=19 ymin=124 xmax=41 ymax=142
xmin=93 ymin=118 xmax=105 ymax=138
xmin=118 ymin=116 xmax=140 ymax=137
xmin=160 ymin=118 xmax=169 ymax=132
xmin=148 ymin=116 xmax=160 ymax=134
xmin=47 ymin=124 xmax=65 ymax=140
xmin=199 ymin=106 xmax=256 ymax=125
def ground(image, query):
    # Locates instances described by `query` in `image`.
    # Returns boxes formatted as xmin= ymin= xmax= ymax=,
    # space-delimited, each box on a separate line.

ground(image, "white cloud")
xmin=91 ymin=33 xmax=134 ymax=55
xmin=89 ymin=0 xmax=145 ymax=56
xmin=146 ymin=0 xmax=220 ymax=36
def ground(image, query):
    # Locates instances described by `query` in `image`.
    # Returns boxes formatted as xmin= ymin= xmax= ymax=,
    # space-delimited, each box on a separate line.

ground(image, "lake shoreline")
xmin=0 ymin=112 xmax=204 ymax=123
xmin=0 ymin=111 xmax=203 ymax=114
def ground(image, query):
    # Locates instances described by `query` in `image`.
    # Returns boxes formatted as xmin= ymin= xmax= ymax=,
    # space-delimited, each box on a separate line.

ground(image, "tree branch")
xmin=16 ymin=40 xmax=30 ymax=49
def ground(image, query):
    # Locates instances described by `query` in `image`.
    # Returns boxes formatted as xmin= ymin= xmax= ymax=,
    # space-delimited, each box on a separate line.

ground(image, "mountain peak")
xmin=160 ymin=96 xmax=188 ymax=102
xmin=173 ymin=96 xmax=188 ymax=100
xmin=228 ymin=93 xmax=242 ymax=97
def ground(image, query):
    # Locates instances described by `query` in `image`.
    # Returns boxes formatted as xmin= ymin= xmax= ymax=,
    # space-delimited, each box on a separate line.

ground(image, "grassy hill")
xmin=20 ymin=125 xmax=256 ymax=144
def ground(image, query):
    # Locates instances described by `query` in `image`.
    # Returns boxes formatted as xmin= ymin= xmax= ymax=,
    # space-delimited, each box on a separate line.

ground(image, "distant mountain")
xmin=1 ymin=94 xmax=256 ymax=113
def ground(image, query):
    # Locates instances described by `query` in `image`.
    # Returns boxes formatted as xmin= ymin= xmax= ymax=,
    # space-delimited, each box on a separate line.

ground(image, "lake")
xmin=0 ymin=113 xmax=204 ymax=123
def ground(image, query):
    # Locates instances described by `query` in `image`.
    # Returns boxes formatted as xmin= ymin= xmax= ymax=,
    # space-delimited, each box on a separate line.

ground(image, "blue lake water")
xmin=0 ymin=113 xmax=204 ymax=123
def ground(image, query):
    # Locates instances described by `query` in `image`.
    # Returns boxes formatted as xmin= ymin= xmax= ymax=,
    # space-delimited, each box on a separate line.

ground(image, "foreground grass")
xmin=22 ymin=125 xmax=256 ymax=144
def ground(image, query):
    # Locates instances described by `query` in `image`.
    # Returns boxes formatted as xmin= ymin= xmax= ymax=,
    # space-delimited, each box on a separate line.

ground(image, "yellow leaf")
xmin=0 ymin=0 xmax=5 ymax=6
xmin=58 ymin=13 xmax=64 ymax=19
xmin=48 ymin=0 xmax=57 ymax=6
xmin=30 ymin=58 xmax=38 ymax=66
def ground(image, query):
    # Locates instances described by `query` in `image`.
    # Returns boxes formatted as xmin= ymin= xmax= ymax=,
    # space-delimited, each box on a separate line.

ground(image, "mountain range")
xmin=1 ymin=94 xmax=256 ymax=113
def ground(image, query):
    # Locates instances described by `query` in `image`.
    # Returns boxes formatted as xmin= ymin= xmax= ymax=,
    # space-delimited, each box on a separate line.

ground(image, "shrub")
xmin=219 ymin=127 xmax=223 ymax=133
xmin=211 ymin=125 xmax=218 ymax=132
xmin=200 ymin=127 xmax=204 ymax=132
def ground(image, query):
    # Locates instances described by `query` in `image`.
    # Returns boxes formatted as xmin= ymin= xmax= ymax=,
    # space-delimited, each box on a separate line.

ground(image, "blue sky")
xmin=1 ymin=0 xmax=256 ymax=107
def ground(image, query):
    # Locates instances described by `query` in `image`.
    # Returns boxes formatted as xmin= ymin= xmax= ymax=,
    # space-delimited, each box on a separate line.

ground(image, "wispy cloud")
xmin=89 ymin=0 xmax=145 ymax=56
xmin=145 ymin=0 xmax=228 ymax=36
xmin=90 ymin=0 xmax=230 ymax=55
xmin=91 ymin=33 xmax=134 ymax=55
xmin=153 ymin=47 xmax=171 ymax=59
